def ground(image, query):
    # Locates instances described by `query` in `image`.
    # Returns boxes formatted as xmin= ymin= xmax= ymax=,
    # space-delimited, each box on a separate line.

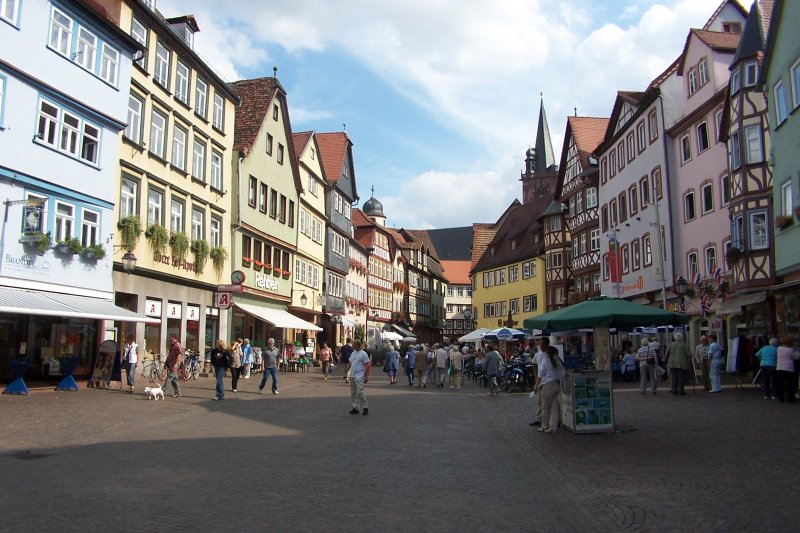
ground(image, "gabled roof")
xmin=472 ymin=197 xmax=549 ymax=273
xmin=555 ymin=116 xmax=608 ymax=199
xmin=406 ymin=230 xmax=440 ymax=261
xmin=759 ymin=0 xmax=785 ymax=85
xmin=732 ymin=0 xmax=773 ymax=64
xmin=427 ymin=226 xmax=474 ymax=261
xmin=351 ymin=207 xmax=375 ymax=228
xmin=441 ymin=260 xmax=471 ymax=285
xmin=471 ymin=223 xmax=498 ymax=269
xmin=292 ymin=131 xmax=313 ymax=159
xmin=703 ymin=0 xmax=749 ymax=30
xmin=316 ymin=132 xmax=350 ymax=186
xmin=230 ymin=77 xmax=282 ymax=154
xmin=677 ymin=29 xmax=742 ymax=74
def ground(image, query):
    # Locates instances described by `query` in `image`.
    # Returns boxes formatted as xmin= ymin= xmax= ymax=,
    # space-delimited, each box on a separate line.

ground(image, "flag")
xmin=691 ymin=272 xmax=702 ymax=286
xmin=713 ymin=266 xmax=722 ymax=283
xmin=680 ymin=298 xmax=690 ymax=313
xmin=608 ymin=233 xmax=621 ymax=284
xmin=700 ymin=293 xmax=712 ymax=318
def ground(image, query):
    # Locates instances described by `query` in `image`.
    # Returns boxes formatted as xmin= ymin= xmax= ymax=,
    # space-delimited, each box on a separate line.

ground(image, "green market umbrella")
xmin=523 ymin=297 xmax=689 ymax=332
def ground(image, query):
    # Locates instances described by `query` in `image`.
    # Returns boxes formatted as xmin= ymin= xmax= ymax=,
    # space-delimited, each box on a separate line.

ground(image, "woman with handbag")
xmin=123 ymin=334 xmax=139 ymax=393
xmin=210 ymin=339 xmax=229 ymax=400
xmin=534 ymin=346 xmax=566 ymax=434
xmin=635 ymin=338 xmax=658 ymax=395
xmin=229 ymin=339 xmax=243 ymax=392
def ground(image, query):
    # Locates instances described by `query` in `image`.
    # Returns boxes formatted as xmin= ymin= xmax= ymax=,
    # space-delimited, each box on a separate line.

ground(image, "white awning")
xmin=340 ymin=315 xmax=357 ymax=328
xmin=235 ymin=302 xmax=322 ymax=331
xmin=391 ymin=324 xmax=415 ymax=337
xmin=458 ymin=327 xmax=491 ymax=343
xmin=381 ymin=331 xmax=403 ymax=341
xmin=0 ymin=287 xmax=160 ymax=323
xmin=714 ymin=291 xmax=767 ymax=316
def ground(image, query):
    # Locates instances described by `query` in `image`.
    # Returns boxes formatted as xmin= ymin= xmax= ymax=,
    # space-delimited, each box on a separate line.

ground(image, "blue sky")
xmin=162 ymin=0 xmax=730 ymax=229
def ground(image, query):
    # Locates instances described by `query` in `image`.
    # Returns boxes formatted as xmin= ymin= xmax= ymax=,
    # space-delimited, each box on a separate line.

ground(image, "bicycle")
xmin=143 ymin=355 xmax=166 ymax=383
xmin=179 ymin=350 xmax=200 ymax=380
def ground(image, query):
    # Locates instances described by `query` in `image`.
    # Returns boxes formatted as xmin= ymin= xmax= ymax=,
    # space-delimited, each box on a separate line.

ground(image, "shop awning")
xmin=340 ymin=315 xmax=357 ymax=328
xmin=0 ymin=287 xmax=160 ymax=322
xmin=381 ymin=331 xmax=403 ymax=341
xmin=391 ymin=324 xmax=415 ymax=338
xmin=714 ymin=291 xmax=767 ymax=316
xmin=235 ymin=302 xmax=322 ymax=331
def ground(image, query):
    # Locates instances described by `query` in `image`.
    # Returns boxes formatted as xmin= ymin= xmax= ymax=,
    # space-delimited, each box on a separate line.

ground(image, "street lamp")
xmin=121 ymin=250 xmax=137 ymax=274
xmin=300 ymin=291 xmax=308 ymax=306
xmin=676 ymin=276 xmax=687 ymax=310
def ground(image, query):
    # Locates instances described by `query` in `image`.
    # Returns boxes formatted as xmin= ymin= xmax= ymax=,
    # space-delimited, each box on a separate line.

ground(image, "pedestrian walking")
xmin=774 ymin=337 xmax=799 ymax=403
xmin=122 ymin=334 xmax=139 ymax=394
xmin=434 ymin=344 xmax=448 ymax=388
xmin=209 ymin=339 xmax=228 ymax=400
xmin=163 ymin=333 xmax=183 ymax=398
xmin=414 ymin=345 xmax=428 ymax=388
xmin=449 ymin=345 xmax=464 ymax=389
xmin=319 ymin=341 xmax=333 ymax=381
xmin=484 ymin=344 xmax=502 ymax=395
xmin=707 ymin=333 xmax=724 ymax=393
xmin=403 ymin=344 xmax=416 ymax=386
xmin=635 ymin=338 xmax=657 ymax=395
xmin=695 ymin=335 xmax=710 ymax=391
xmin=229 ymin=338 xmax=243 ymax=392
xmin=258 ymin=338 xmax=280 ymax=394
xmin=755 ymin=338 xmax=779 ymax=399
xmin=346 ymin=340 xmax=370 ymax=415
xmin=340 ymin=338 xmax=354 ymax=384
xmin=535 ymin=345 xmax=566 ymax=434
xmin=530 ymin=337 xmax=549 ymax=426
xmin=385 ymin=345 xmax=400 ymax=384
xmin=241 ymin=338 xmax=253 ymax=379
xmin=665 ymin=332 xmax=692 ymax=395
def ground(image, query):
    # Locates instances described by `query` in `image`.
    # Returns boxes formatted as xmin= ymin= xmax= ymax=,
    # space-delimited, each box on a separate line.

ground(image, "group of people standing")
xmin=382 ymin=342 xmax=469 ymax=389
xmin=208 ymin=338 xmax=280 ymax=400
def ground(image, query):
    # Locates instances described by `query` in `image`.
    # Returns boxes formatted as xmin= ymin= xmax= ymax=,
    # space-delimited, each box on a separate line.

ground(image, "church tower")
xmin=521 ymin=97 xmax=559 ymax=205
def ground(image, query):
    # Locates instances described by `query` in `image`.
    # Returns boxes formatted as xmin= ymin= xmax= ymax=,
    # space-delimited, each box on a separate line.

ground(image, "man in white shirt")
xmin=346 ymin=340 xmax=371 ymax=415
xmin=530 ymin=337 xmax=550 ymax=426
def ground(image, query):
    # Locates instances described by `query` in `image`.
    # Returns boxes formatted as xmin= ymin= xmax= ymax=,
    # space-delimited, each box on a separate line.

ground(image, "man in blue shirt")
xmin=241 ymin=338 xmax=253 ymax=378
xmin=340 ymin=338 xmax=354 ymax=384
xmin=707 ymin=333 xmax=724 ymax=393
xmin=403 ymin=344 xmax=416 ymax=386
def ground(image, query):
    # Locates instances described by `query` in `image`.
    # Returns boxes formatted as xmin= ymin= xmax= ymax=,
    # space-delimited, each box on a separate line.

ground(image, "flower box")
xmin=282 ymin=270 xmax=291 ymax=279
xmin=242 ymin=257 xmax=253 ymax=267
xmin=253 ymin=260 xmax=264 ymax=271
xmin=273 ymin=266 xmax=281 ymax=276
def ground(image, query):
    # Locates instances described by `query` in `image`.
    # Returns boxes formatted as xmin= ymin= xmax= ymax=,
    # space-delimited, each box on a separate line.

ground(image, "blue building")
xmin=0 ymin=0 xmax=147 ymax=381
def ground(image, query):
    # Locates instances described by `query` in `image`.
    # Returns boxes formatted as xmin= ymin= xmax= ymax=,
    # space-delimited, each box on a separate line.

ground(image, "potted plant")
xmin=263 ymin=263 xmax=272 ymax=271
xmin=81 ymin=243 xmax=106 ymax=260
xmin=190 ymin=239 xmax=210 ymax=274
xmin=253 ymin=259 xmax=264 ymax=271
xmin=169 ymin=232 xmax=190 ymax=262
xmin=776 ymin=215 xmax=794 ymax=230
xmin=209 ymin=247 xmax=227 ymax=277
xmin=55 ymin=237 xmax=83 ymax=256
xmin=282 ymin=269 xmax=290 ymax=279
xmin=117 ymin=216 xmax=143 ymax=250
xmin=145 ymin=224 xmax=170 ymax=256
xmin=34 ymin=232 xmax=52 ymax=255
xmin=272 ymin=265 xmax=281 ymax=276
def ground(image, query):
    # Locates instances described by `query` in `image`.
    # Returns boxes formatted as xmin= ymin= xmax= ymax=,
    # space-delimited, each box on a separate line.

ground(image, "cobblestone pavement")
xmin=1 ymin=369 xmax=798 ymax=532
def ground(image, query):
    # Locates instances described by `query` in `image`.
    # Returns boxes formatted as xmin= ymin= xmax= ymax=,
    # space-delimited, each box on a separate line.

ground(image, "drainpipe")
xmin=657 ymin=94 xmax=672 ymax=311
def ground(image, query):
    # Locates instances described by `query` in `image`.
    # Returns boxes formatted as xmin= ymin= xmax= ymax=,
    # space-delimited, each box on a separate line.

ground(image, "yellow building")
xmin=97 ymin=0 xmax=240 ymax=356
xmin=471 ymin=200 xmax=547 ymax=331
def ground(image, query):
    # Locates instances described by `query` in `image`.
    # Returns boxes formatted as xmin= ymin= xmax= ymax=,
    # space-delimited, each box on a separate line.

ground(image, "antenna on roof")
xmin=273 ymin=66 xmax=278 ymax=78
xmin=343 ymin=123 xmax=347 ymax=132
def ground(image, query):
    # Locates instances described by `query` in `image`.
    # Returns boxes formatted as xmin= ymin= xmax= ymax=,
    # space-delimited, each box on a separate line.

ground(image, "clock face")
xmin=231 ymin=270 xmax=245 ymax=284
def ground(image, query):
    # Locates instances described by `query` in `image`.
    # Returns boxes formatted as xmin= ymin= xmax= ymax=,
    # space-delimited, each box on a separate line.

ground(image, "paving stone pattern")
xmin=0 ymin=370 xmax=797 ymax=532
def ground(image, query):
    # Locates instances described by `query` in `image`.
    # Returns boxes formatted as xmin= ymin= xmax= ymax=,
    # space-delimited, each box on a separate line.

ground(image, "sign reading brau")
xmin=254 ymin=271 xmax=280 ymax=292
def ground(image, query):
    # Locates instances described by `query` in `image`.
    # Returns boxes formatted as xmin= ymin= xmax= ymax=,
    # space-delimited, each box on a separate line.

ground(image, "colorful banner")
xmin=608 ymin=233 xmax=621 ymax=284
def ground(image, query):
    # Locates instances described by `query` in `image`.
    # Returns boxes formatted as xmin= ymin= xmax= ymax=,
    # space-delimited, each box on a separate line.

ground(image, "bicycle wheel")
xmin=147 ymin=365 xmax=157 ymax=383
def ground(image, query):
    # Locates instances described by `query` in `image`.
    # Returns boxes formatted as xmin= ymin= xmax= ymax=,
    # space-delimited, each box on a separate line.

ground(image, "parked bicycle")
xmin=178 ymin=350 xmax=200 ymax=380
xmin=143 ymin=355 xmax=166 ymax=383
xmin=499 ymin=357 xmax=535 ymax=393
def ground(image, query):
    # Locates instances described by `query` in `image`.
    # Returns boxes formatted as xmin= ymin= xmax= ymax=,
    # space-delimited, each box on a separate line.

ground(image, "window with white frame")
xmin=628 ymin=185 xmax=638 ymax=214
xmin=130 ymin=18 xmax=147 ymax=68
xmin=210 ymin=216 xmax=221 ymax=248
xmin=715 ymin=110 xmax=724 ymax=141
xmin=81 ymin=209 xmax=99 ymax=246
xmin=172 ymin=124 xmax=187 ymax=170
xmin=1 ymin=0 xmax=20 ymax=25
xmin=550 ymin=216 xmax=561 ymax=231
xmin=191 ymin=206 xmax=204 ymax=240
xmin=213 ymin=94 xmax=224 ymax=130
xmin=259 ymin=184 xmax=268 ymax=213
xmin=170 ymin=198 xmax=184 ymax=233
xmin=699 ymin=59 xmax=709 ymax=86
xmin=697 ymin=122 xmax=709 ymax=152
xmin=617 ymin=143 xmax=625 ymax=169
xmin=569 ymin=196 xmax=576 ymax=217
xmin=782 ymin=180 xmax=793 ymax=217
xmin=55 ymin=202 xmax=74 ymax=241
xmin=732 ymin=214 xmax=744 ymax=249
xmin=688 ymin=69 xmax=698 ymax=95
xmin=792 ymin=59 xmax=800 ymax=109
xmin=643 ymin=234 xmax=652 ymax=266
xmin=749 ymin=211 xmax=768 ymax=249
xmin=729 ymin=130 xmax=741 ymax=170
xmin=730 ymin=68 xmax=740 ymax=94
xmin=175 ymin=61 xmax=189 ymax=103
xmin=621 ymin=245 xmax=630 ymax=274
xmin=627 ymin=132 xmax=635 ymax=161
xmin=125 ymin=94 xmax=143 ymax=143
xmin=36 ymin=100 xmax=100 ymax=164
xmin=704 ymin=246 xmax=716 ymax=276
xmin=744 ymin=124 xmax=763 ymax=163
xmin=49 ymin=8 xmax=72 ymax=56
xmin=687 ymin=252 xmax=698 ymax=279
xmin=637 ymin=122 xmax=646 ymax=152
xmin=744 ymin=61 xmax=758 ymax=87
xmin=576 ymin=191 xmax=583 ymax=213
xmin=590 ymin=229 xmax=600 ymax=252
xmin=148 ymin=109 xmax=167 ymax=159
xmin=586 ymin=186 xmax=598 ymax=208
xmin=277 ymin=143 xmax=284 ymax=165
xmin=211 ymin=151 xmax=222 ymax=190
xmin=680 ymin=134 xmax=692 ymax=162
xmin=248 ymin=177 xmax=257 ymax=208
xmin=120 ymin=177 xmax=137 ymax=218
xmin=774 ymin=81 xmax=787 ymax=124
xmin=76 ymin=27 xmax=97 ymax=71
xmin=147 ymin=187 xmax=163 ymax=225
xmin=523 ymin=295 xmax=538 ymax=313
xmin=701 ymin=183 xmax=713 ymax=214
xmin=509 ymin=265 xmax=519 ymax=282
xmin=192 ymin=138 xmax=205 ymax=182
xmin=154 ymin=42 xmax=170 ymax=89
xmin=632 ymin=239 xmax=641 ymax=270
xmin=195 ymin=78 xmax=207 ymax=118
xmin=648 ymin=109 xmax=658 ymax=142
xmin=640 ymin=176 xmax=650 ymax=207
xmin=100 ymin=44 xmax=119 ymax=85
xmin=721 ymin=175 xmax=731 ymax=206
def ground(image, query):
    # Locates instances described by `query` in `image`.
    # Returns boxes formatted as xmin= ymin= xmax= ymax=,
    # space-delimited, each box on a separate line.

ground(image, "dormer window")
xmin=184 ymin=27 xmax=193 ymax=49
xmin=722 ymin=22 xmax=742 ymax=34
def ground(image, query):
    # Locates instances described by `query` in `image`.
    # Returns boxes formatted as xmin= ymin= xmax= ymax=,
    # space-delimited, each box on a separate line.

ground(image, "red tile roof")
xmin=441 ymin=260 xmax=471 ymax=285
xmin=678 ymin=29 xmax=741 ymax=74
xmin=230 ymin=77 xmax=281 ymax=155
xmin=315 ymin=132 xmax=350 ymax=186
xmin=406 ymin=229 xmax=441 ymax=261
xmin=292 ymin=131 xmax=313 ymax=159
xmin=471 ymin=223 xmax=498 ymax=269
xmin=351 ymin=208 xmax=375 ymax=228
xmin=569 ymin=116 xmax=609 ymax=169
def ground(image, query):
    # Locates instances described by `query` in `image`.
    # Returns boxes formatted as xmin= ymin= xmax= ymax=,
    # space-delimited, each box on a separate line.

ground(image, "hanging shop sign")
xmin=167 ymin=302 xmax=182 ymax=319
xmin=186 ymin=305 xmax=200 ymax=321
xmin=145 ymin=299 xmax=162 ymax=317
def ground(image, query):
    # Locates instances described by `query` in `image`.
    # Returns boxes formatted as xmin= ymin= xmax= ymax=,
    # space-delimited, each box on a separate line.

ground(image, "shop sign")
xmin=214 ymin=292 xmax=232 ymax=310
xmin=254 ymin=271 xmax=280 ymax=292
xmin=186 ymin=305 xmax=200 ymax=321
xmin=145 ymin=299 xmax=162 ymax=317
xmin=167 ymin=302 xmax=182 ymax=319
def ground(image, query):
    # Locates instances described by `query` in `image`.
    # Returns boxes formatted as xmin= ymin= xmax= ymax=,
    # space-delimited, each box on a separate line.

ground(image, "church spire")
xmin=534 ymin=95 xmax=555 ymax=173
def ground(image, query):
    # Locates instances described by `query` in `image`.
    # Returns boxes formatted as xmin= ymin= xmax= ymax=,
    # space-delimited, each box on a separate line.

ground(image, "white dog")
xmin=144 ymin=385 xmax=164 ymax=401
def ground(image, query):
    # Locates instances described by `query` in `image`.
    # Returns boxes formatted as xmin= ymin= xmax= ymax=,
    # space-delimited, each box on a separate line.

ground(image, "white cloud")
xmin=161 ymin=0 xmax=728 ymax=228
xmin=289 ymin=106 xmax=334 ymax=124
